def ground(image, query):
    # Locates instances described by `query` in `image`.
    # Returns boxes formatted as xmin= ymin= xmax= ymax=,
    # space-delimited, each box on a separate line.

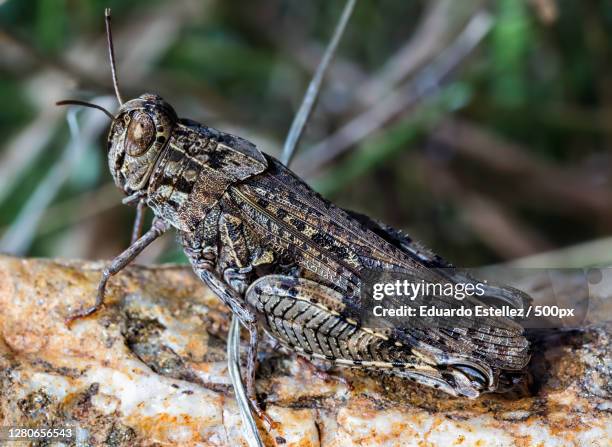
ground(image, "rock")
xmin=0 ymin=255 xmax=610 ymax=446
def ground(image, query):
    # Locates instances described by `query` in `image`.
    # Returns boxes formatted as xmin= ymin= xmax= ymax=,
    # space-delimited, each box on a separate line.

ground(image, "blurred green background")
xmin=1 ymin=0 xmax=611 ymax=267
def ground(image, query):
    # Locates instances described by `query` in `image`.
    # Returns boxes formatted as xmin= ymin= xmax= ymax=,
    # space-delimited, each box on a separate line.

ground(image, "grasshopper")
xmin=58 ymin=9 xmax=531 ymax=421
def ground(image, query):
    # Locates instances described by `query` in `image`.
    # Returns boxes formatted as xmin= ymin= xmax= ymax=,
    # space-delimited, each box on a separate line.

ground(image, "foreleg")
xmin=65 ymin=217 xmax=169 ymax=327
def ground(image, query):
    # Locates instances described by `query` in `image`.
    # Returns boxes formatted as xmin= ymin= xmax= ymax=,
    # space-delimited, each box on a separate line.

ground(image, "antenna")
xmin=56 ymin=100 xmax=114 ymax=119
xmin=105 ymin=8 xmax=124 ymax=105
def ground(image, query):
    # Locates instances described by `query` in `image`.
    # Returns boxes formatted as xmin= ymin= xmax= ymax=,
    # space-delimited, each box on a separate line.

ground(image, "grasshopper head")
xmin=57 ymin=12 xmax=179 ymax=197
xmin=107 ymin=94 xmax=177 ymax=194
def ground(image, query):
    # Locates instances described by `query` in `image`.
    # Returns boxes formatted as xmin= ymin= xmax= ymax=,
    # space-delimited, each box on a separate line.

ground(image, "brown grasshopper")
xmin=58 ymin=9 xmax=531 ymax=421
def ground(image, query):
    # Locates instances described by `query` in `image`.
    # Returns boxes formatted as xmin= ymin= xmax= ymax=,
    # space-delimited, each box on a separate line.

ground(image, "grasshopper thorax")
xmin=108 ymin=94 xmax=177 ymax=194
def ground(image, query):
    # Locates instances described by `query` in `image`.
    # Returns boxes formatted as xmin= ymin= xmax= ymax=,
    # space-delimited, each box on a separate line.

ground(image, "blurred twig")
xmin=422 ymin=156 xmax=553 ymax=258
xmin=0 ymin=109 xmax=62 ymax=206
xmin=458 ymin=193 xmax=552 ymax=258
xmin=357 ymin=0 xmax=455 ymax=106
xmin=8 ymin=183 xmax=122 ymax=238
xmin=0 ymin=97 xmax=114 ymax=254
xmin=0 ymin=29 xmax=106 ymax=90
xmin=507 ymin=236 xmax=612 ymax=268
xmin=227 ymin=318 xmax=264 ymax=447
xmin=528 ymin=0 xmax=558 ymax=24
xmin=277 ymin=0 xmax=483 ymax=141
xmin=0 ymin=2 xmax=206 ymax=100
xmin=431 ymin=118 xmax=612 ymax=223
xmin=281 ymin=0 xmax=357 ymax=166
xmin=293 ymin=10 xmax=493 ymax=177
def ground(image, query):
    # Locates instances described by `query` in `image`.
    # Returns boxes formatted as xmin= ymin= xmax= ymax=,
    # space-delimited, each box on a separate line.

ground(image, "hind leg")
xmin=194 ymin=268 xmax=276 ymax=427
xmin=245 ymin=274 xmax=488 ymax=398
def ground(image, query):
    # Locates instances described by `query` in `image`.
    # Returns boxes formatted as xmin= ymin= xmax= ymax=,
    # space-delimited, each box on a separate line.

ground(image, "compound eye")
xmin=125 ymin=111 xmax=155 ymax=156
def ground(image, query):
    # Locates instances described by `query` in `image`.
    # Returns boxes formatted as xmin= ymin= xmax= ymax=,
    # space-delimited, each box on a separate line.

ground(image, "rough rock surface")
xmin=0 ymin=255 xmax=610 ymax=446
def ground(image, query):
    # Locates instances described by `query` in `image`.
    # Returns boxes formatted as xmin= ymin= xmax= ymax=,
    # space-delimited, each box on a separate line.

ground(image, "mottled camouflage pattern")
xmin=103 ymin=93 xmax=530 ymax=400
